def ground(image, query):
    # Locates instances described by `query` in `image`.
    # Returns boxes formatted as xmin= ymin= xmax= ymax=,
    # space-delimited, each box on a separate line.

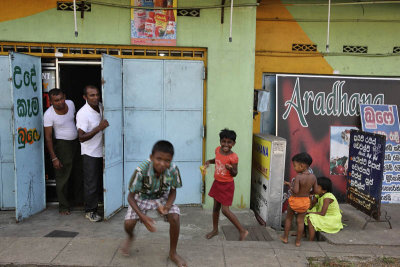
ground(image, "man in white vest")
xmin=44 ymin=88 xmax=83 ymax=215
xmin=76 ymin=85 xmax=109 ymax=222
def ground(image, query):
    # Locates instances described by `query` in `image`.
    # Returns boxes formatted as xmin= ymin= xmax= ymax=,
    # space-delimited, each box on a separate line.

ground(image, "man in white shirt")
xmin=44 ymin=88 xmax=83 ymax=215
xmin=76 ymin=85 xmax=109 ymax=222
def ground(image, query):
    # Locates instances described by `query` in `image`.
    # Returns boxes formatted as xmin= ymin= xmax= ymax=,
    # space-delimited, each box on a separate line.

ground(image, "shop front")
xmin=0 ymin=45 xmax=207 ymax=220
xmin=0 ymin=0 xmax=257 ymax=220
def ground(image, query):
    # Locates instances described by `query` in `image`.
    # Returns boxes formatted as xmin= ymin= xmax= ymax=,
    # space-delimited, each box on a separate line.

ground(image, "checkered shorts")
xmin=124 ymin=191 xmax=180 ymax=220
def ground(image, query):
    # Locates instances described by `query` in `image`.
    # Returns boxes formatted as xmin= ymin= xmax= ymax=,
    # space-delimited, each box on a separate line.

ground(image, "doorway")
xmin=59 ymin=63 xmax=102 ymax=111
xmin=44 ymin=61 xmax=101 ymax=204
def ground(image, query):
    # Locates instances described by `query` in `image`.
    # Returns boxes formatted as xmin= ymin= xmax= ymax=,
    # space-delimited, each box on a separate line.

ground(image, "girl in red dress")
xmin=204 ymin=129 xmax=248 ymax=241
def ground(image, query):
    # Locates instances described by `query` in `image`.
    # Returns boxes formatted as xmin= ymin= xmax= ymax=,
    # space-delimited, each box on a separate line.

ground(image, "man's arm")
xmin=77 ymin=119 xmax=109 ymax=142
xmin=44 ymin=126 xmax=62 ymax=169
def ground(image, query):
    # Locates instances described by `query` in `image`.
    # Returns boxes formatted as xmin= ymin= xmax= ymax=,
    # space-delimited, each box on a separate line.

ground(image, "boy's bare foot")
xmin=120 ymin=238 xmax=132 ymax=256
xmin=205 ymin=230 xmax=218 ymax=239
xmin=169 ymin=252 xmax=187 ymax=267
xmin=59 ymin=211 xmax=70 ymax=215
xmin=239 ymin=230 xmax=248 ymax=241
xmin=279 ymin=236 xmax=288 ymax=244
xmin=295 ymin=240 xmax=301 ymax=247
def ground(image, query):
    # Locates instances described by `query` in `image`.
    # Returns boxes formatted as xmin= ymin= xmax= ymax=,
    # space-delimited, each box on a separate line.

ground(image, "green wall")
xmin=284 ymin=0 xmax=400 ymax=76
xmin=0 ymin=0 xmax=257 ymax=209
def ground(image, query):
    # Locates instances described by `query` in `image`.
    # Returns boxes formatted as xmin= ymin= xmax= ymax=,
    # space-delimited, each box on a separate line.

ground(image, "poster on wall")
xmin=347 ymin=130 xmax=385 ymax=220
xmin=360 ymin=104 xmax=400 ymax=204
xmin=252 ymin=135 xmax=271 ymax=180
xmin=130 ymin=0 xmax=177 ymax=46
xmin=330 ymin=126 xmax=359 ymax=176
xmin=277 ymin=74 xmax=400 ymax=201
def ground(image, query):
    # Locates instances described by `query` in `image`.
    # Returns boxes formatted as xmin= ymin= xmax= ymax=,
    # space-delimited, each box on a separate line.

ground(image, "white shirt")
xmin=43 ymin=100 xmax=78 ymax=140
xmin=76 ymin=102 xmax=104 ymax=158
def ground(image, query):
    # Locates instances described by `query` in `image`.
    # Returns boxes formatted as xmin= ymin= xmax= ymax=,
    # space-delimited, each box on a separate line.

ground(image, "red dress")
xmin=208 ymin=147 xmax=238 ymax=206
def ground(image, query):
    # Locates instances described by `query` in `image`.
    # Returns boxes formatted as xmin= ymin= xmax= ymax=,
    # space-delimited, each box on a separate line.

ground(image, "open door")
xmin=10 ymin=52 xmax=45 ymax=221
xmin=102 ymin=54 xmax=124 ymax=219
xmin=0 ymin=56 xmax=15 ymax=210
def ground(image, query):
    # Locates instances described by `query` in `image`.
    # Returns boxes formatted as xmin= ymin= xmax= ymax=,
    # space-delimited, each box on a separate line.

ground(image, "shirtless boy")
xmin=280 ymin=152 xmax=317 ymax=247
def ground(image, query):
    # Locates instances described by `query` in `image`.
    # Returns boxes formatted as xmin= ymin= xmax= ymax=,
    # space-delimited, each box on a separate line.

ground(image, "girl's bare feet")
xmin=239 ymin=230 xmax=248 ymax=241
xmin=205 ymin=229 xmax=219 ymax=239
xmin=169 ymin=252 xmax=187 ymax=267
xmin=279 ymin=236 xmax=288 ymax=244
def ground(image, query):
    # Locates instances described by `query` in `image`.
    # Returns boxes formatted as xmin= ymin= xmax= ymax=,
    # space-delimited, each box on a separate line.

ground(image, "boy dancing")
xmin=121 ymin=140 xmax=187 ymax=267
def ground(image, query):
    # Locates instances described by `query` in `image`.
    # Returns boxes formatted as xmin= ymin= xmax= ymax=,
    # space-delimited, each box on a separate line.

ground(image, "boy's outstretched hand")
xmin=141 ymin=215 xmax=157 ymax=232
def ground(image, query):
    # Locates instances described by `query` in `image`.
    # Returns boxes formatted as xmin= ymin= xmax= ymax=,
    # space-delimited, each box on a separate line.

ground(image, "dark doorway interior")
xmin=46 ymin=64 xmax=101 ymax=204
xmin=59 ymin=64 xmax=102 ymax=111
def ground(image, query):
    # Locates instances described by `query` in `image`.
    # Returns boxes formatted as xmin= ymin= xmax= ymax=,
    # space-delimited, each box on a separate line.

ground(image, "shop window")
xmin=121 ymin=49 xmax=133 ymax=55
xmin=2 ymin=45 xmax=15 ymax=52
xmin=43 ymin=47 xmax=56 ymax=53
xmin=145 ymin=50 xmax=157 ymax=56
xmin=95 ymin=48 xmax=108 ymax=55
xmin=343 ymin=45 xmax=368 ymax=54
xmin=133 ymin=49 xmax=145 ymax=56
xmin=57 ymin=47 xmax=69 ymax=54
xmin=82 ymin=48 xmax=95 ymax=55
xmin=292 ymin=44 xmax=317 ymax=52
xmin=108 ymin=49 xmax=120 ymax=55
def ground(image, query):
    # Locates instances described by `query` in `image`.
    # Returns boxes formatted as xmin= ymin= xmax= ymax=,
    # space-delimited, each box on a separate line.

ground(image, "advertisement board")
xmin=277 ymin=74 xmax=400 ymax=201
xmin=347 ymin=130 xmax=385 ymax=220
xmin=130 ymin=0 xmax=177 ymax=46
xmin=360 ymin=104 xmax=400 ymax=203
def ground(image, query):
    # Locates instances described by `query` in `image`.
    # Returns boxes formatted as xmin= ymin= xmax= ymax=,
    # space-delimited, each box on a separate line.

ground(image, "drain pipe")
xmin=326 ymin=0 xmax=331 ymax=52
xmin=229 ymin=0 xmax=233 ymax=42
xmin=73 ymin=0 xmax=78 ymax=37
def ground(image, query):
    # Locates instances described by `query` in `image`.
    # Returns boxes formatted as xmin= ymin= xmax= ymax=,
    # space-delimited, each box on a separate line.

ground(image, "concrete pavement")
xmin=0 ymin=204 xmax=399 ymax=266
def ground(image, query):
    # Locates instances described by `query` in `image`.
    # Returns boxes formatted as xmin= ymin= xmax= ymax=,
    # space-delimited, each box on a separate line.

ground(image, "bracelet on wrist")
xmin=52 ymin=157 xmax=58 ymax=162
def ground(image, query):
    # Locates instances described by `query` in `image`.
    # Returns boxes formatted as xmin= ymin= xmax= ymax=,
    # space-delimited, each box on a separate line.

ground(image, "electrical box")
xmin=251 ymin=133 xmax=286 ymax=230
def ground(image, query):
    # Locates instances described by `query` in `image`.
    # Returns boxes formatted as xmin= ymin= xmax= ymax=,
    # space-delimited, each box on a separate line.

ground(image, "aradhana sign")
xmin=277 ymin=74 xmax=400 ymax=201
xmin=347 ymin=130 xmax=385 ymax=220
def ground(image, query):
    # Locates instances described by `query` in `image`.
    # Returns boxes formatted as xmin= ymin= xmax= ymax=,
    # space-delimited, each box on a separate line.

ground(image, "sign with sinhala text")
xmin=347 ymin=130 xmax=385 ymax=220
xmin=360 ymin=104 xmax=400 ymax=204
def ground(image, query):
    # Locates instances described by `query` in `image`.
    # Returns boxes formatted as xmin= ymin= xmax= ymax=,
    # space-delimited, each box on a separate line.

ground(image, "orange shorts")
xmin=288 ymin=196 xmax=310 ymax=214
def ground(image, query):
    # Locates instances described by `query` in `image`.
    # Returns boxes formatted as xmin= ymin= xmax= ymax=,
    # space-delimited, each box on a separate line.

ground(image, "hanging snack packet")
xmin=154 ymin=12 xmax=168 ymax=37
xmin=200 ymin=165 xmax=208 ymax=175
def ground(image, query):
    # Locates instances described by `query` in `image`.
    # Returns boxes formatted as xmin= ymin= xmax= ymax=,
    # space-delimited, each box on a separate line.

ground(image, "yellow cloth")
xmin=305 ymin=193 xmax=343 ymax=233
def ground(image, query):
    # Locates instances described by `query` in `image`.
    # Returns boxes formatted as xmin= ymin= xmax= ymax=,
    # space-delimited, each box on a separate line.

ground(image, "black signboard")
xmin=347 ymin=130 xmax=386 ymax=220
